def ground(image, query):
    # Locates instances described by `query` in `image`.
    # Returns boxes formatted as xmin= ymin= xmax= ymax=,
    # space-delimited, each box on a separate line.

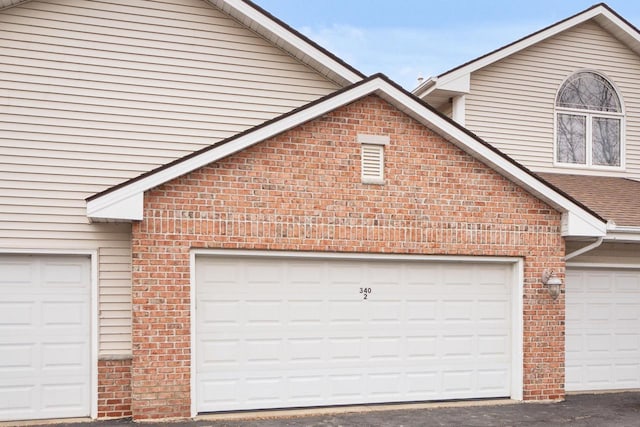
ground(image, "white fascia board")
xmin=371 ymin=80 xmax=607 ymax=238
xmin=604 ymin=225 xmax=640 ymax=242
xmin=561 ymin=211 xmax=607 ymax=237
xmin=87 ymin=76 xmax=606 ymax=237
xmin=86 ymin=192 xmax=143 ymax=221
xmin=605 ymin=232 xmax=640 ymax=242
xmin=433 ymin=6 xmax=622 ymax=87
xmin=432 ymin=73 xmax=470 ymax=94
xmin=412 ymin=77 xmax=437 ymax=97
xmin=87 ymin=80 xmax=385 ymax=221
xmin=416 ymin=7 xmax=640 ymax=102
xmin=212 ymin=0 xmax=362 ymax=85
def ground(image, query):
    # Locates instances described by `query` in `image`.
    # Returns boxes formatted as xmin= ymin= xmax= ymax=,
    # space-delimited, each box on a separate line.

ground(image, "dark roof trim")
xmin=86 ymin=72 xmax=605 ymax=224
xmin=87 ymin=75 xmax=375 ymax=202
xmin=240 ymin=0 xmax=366 ymax=81
xmin=437 ymin=3 xmax=635 ymax=79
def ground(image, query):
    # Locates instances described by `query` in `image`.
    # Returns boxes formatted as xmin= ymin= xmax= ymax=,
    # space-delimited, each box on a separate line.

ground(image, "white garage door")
xmin=195 ymin=255 xmax=514 ymax=413
xmin=0 ymin=255 xmax=91 ymax=421
xmin=566 ymin=268 xmax=640 ymax=391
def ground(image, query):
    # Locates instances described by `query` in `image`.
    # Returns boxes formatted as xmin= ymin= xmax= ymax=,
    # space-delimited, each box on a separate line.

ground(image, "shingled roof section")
xmin=538 ymin=173 xmax=640 ymax=227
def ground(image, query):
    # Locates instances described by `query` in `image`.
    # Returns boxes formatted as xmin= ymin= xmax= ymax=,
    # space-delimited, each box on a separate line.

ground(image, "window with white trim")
xmin=555 ymin=71 xmax=623 ymax=168
xmin=358 ymin=134 xmax=389 ymax=184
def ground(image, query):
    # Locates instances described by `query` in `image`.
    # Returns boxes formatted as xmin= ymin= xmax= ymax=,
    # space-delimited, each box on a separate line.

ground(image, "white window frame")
xmin=553 ymin=70 xmax=625 ymax=171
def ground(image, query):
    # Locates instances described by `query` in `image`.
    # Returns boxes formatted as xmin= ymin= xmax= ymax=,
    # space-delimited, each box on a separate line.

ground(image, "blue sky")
xmin=253 ymin=1 xmax=640 ymax=89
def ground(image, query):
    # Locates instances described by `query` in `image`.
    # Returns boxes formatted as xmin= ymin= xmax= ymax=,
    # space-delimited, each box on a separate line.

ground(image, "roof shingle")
xmin=538 ymin=173 xmax=640 ymax=227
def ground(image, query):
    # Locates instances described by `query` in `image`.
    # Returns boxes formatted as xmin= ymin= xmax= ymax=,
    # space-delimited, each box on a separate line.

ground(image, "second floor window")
xmin=555 ymin=71 xmax=623 ymax=168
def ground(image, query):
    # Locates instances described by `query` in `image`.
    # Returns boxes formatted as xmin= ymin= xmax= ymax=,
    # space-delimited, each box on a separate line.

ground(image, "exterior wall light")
xmin=542 ymin=270 xmax=562 ymax=300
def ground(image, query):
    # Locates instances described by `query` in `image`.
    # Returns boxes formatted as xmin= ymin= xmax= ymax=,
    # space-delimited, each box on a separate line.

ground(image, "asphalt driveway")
xmin=23 ymin=391 xmax=640 ymax=427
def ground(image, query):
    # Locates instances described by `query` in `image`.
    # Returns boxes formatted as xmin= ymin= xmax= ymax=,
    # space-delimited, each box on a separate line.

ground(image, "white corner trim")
xmin=190 ymin=250 xmax=197 ymax=418
xmin=511 ymin=257 xmax=524 ymax=401
xmin=451 ymin=95 xmax=466 ymax=126
xmin=90 ymin=250 xmax=99 ymax=420
xmin=357 ymin=134 xmax=390 ymax=145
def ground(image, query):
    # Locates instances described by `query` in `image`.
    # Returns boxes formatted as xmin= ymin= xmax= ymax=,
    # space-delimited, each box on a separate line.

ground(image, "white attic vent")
xmin=358 ymin=134 xmax=389 ymax=184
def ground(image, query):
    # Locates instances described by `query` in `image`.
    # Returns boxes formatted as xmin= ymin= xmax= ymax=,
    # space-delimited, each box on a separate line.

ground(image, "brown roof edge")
xmin=239 ymin=0 xmax=366 ymax=81
xmin=86 ymin=75 xmax=378 ymax=202
xmin=436 ymin=3 xmax=634 ymax=80
xmin=86 ymin=72 xmax=606 ymax=224
xmin=376 ymin=75 xmax=607 ymax=223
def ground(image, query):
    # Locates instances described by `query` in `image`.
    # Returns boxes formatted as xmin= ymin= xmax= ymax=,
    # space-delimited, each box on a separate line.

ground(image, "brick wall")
xmin=130 ymin=95 xmax=565 ymax=419
xmin=98 ymin=358 xmax=132 ymax=419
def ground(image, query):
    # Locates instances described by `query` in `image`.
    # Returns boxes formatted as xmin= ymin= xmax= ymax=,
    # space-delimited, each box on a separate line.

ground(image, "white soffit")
xmin=86 ymin=75 xmax=606 ymax=237
xmin=414 ymin=4 xmax=640 ymax=99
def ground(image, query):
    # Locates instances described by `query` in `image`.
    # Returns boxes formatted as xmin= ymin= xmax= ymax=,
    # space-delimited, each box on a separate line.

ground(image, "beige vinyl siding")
xmin=0 ymin=0 xmax=340 ymax=356
xmin=465 ymin=20 xmax=640 ymax=179
xmin=566 ymin=241 xmax=640 ymax=265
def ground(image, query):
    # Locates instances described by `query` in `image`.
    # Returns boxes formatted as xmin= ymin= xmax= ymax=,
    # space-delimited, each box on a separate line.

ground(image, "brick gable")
xmin=129 ymin=95 xmax=565 ymax=419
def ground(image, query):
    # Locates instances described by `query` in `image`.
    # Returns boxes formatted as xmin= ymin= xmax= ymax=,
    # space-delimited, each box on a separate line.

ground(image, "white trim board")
xmin=567 ymin=262 xmax=640 ymax=270
xmin=414 ymin=4 xmax=640 ymax=99
xmin=207 ymin=0 xmax=363 ymax=87
xmin=86 ymin=75 xmax=605 ymax=238
xmin=189 ymin=250 xmax=525 ymax=416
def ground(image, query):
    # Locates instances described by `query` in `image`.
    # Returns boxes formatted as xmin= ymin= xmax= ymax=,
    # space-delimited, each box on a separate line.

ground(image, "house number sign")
xmin=359 ymin=287 xmax=372 ymax=300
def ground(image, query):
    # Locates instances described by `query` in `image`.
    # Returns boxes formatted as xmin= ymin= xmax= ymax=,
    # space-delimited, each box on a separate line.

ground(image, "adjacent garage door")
xmin=566 ymin=268 xmax=640 ymax=391
xmin=195 ymin=254 xmax=514 ymax=413
xmin=0 ymin=255 xmax=91 ymax=421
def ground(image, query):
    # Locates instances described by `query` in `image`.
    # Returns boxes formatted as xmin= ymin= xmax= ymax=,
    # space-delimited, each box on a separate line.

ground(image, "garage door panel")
xmin=42 ymin=378 xmax=89 ymax=414
xmin=478 ymin=368 xmax=511 ymax=391
xmin=407 ymin=300 xmax=437 ymax=322
xmin=42 ymin=301 xmax=87 ymax=328
xmin=478 ymin=334 xmax=509 ymax=356
xmin=566 ymin=268 xmax=640 ymax=391
xmin=616 ymin=365 xmax=640 ymax=385
xmin=0 ymin=255 xmax=91 ymax=421
xmin=196 ymin=256 xmax=513 ymax=412
xmin=0 ymin=261 xmax=33 ymax=285
xmin=617 ymin=303 xmax=640 ymax=321
xmin=0 ymin=301 xmax=35 ymax=326
xmin=41 ymin=342 xmax=88 ymax=371
xmin=0 ymin=344 xmax=35 ymax=374
xmin=328 ymin=300 xmax=366 ymax=324
xmin=615 ymin=275 xmax=640 ymax=291
xmin=0 ymin=385 xmax=35 ymax=415
xmin=616 ymin=333 xmax=640 ymax=352
xmin=289 ymin=300 xmax=323 ymax=324
xmin=40 ymin=261 xmax=87 ymax=288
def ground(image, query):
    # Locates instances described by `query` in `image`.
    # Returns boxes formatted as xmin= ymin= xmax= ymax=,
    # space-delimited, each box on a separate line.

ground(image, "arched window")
xmin=555 ymin=71 xmax=623 ymax=167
